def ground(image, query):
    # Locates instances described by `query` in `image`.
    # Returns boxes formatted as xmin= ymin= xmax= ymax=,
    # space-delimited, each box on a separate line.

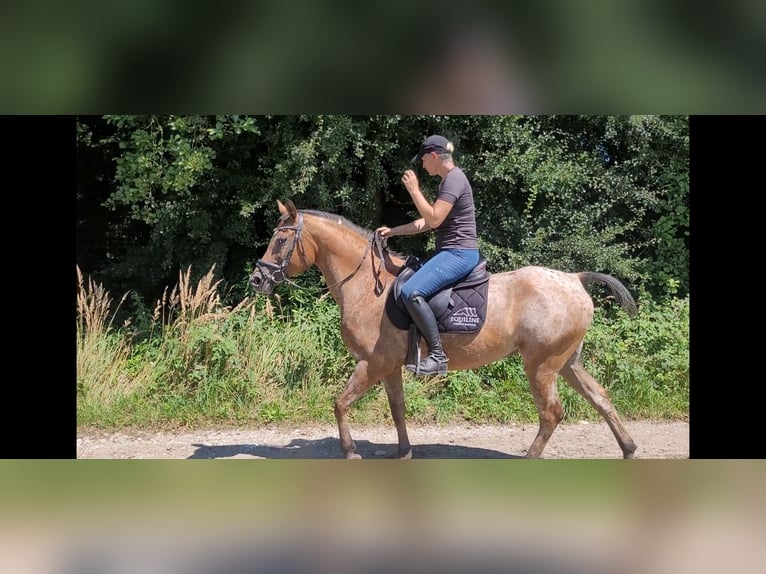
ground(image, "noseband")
xmin=253 ymin=213 xmax=309 ymax=287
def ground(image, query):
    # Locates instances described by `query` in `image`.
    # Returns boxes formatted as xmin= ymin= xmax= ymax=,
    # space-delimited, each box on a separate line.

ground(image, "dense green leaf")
xmin=77 ymin=115 xmax=688 ymax=309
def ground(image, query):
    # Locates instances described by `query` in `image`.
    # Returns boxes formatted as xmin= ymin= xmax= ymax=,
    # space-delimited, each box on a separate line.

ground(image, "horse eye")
xmin=276 ymin=237 xmax=287 ymax=248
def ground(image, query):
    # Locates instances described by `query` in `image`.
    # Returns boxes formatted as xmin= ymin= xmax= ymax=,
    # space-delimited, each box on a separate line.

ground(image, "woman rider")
xmin=376 ymin=135 xmax=480 ymax=376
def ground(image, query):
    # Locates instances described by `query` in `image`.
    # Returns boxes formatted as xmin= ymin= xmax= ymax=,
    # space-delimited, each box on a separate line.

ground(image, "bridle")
xmin=253 ymin=213 xmax=310 ymax=288
xmin=252 ymin=211 xmax=403 ymax=295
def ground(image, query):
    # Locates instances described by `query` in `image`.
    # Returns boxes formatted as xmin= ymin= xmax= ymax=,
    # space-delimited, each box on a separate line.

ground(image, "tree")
xmin=77 ymin=115 xmax=689 ymax=309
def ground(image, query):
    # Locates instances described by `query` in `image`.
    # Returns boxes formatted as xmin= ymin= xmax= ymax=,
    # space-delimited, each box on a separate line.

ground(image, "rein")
xmin=254 ymin=212 xmax=403 ymax=295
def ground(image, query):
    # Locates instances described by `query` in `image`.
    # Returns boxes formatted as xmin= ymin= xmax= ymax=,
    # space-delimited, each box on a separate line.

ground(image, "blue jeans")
xmin=401 ymin=249 xmax=480 ymax=300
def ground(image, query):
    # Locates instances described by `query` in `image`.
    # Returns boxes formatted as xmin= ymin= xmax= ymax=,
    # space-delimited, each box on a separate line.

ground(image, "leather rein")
xmin=254 ymin=212 xmax=403 ymax=295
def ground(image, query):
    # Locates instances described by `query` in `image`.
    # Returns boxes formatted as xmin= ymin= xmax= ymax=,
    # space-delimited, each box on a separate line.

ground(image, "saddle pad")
xmin=434 ymin=279 xmax=489 ymax=333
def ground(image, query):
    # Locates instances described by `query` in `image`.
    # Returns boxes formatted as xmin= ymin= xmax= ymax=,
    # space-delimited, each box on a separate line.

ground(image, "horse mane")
xmin=300 ymin=209 xmax=406 ymax=259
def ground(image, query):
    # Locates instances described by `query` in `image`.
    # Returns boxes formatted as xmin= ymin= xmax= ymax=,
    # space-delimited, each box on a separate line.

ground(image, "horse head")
xmin=250 ymin=200 xmax=314 ymax=294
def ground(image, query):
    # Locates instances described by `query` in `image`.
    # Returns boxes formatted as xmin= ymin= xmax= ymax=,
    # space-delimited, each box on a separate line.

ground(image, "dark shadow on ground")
xmin=188 ymin=436 xmax=521 ymax=459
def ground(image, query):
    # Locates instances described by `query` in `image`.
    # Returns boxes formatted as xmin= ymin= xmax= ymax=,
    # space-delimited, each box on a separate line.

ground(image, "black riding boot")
xmin=403 ymin=293 xmax=448 ymax=376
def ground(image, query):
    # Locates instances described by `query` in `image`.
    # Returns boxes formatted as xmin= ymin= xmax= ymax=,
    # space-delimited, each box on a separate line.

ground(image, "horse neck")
xmin=304 ymin=216 xmax=390 ymax=299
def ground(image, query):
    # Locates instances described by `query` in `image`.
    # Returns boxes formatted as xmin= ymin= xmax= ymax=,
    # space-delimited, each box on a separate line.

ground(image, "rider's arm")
xmin=383 ymin=218 xmax=430 ymax=237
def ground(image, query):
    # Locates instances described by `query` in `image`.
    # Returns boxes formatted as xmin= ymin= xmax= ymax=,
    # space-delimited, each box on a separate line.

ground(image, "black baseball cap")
xmin=411 ymin=134 xmax=451 ymax=166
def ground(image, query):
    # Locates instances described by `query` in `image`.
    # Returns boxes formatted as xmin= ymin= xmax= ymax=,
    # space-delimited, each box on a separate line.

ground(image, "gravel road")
xmin=77 ymin=420 xmax=689 ymax=459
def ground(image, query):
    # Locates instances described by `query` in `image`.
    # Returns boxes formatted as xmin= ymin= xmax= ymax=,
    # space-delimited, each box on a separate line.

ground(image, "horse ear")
xmin=284 ymin=199 xmax=297 ymax=218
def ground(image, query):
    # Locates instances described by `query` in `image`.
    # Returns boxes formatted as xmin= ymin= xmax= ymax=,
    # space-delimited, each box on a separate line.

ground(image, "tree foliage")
xmin=76 ymin=115 xmax=689 ymax=307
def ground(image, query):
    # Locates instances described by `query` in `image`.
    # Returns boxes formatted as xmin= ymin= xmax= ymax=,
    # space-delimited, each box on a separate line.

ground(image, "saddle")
xmin=385 ymin=256 xmax=491 ymax=334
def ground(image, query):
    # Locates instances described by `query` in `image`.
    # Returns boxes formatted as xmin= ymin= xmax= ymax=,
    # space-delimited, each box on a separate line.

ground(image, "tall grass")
xmin=77 ymin=265 xmax=689 ymax=430
xmin=77 ymin=266 xmax=141 ymax=410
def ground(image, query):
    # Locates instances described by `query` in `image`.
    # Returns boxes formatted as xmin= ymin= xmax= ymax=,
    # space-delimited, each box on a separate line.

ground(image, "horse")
xmin=250 ymin=199 xmax=639 ymax=459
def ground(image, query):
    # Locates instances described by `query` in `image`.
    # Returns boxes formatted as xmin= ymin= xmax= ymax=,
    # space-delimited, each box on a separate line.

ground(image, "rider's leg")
xmin=402 ymin=290 xmax=448 ymax=376
xmin=400 ymin=249 xmax=479 ymax=376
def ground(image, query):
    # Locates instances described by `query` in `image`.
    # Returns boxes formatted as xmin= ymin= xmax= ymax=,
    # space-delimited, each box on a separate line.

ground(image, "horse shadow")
xmin=187 ymin=436 xmax=521 ymax=459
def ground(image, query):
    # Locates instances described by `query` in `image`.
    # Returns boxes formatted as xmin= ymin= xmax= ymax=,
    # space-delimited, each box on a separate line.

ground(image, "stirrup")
xmin=408 ymin=354 xmax=448 ymax=377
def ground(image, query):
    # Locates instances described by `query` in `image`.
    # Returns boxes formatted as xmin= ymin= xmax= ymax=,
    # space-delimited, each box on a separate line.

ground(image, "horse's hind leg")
xmin=334 ymin=360 xmax=377 ymax=459
xmin=382 ymin=371 xmax=413 ymax=459
xmin=524 ymin=358 xmax=565 ymax=458
xmin=559 ymin=344 xmax=637 ymax=459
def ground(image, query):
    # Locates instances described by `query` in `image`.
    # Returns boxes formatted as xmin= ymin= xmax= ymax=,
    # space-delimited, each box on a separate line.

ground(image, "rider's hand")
xmin=401 ymin=170 xmax=420 ymax=196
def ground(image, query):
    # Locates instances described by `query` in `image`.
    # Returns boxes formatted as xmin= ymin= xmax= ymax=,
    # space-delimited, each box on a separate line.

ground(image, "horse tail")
xmin=577 ymin=272 xmax=638 ymax=316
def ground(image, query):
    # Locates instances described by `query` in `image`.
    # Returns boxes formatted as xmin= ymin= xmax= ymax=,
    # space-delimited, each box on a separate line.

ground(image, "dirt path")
xmin=77 ymin=420 xmax=688 ymax=459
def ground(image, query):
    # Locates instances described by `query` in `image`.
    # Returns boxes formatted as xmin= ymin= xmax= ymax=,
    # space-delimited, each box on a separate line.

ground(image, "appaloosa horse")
xmin=250 ymin=200 xmax=638 ymax=459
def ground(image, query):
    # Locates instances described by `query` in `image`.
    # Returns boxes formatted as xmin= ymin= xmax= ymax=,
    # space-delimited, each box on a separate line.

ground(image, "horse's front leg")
xmin=334 ymin=360 xmax=377 ymax=459
xmin=382 ymin=371 xmax=412 ymax=459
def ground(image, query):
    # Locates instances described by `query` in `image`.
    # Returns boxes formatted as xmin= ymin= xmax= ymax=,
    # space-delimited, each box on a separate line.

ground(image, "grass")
xmin=76 ymin=265 xmax=689 ymax=431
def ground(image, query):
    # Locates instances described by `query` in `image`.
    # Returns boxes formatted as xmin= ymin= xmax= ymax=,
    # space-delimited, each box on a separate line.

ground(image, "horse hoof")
xmin=346 ymin=452 xmax=362 ymax=460
xmin=399 ymin=448 xmax=413 ymax=459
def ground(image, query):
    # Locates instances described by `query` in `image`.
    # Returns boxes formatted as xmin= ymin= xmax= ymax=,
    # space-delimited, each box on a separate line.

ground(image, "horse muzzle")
xmin=249 ymin=271 xmax=272 ymax=294
xmin=250 ymin=260 xmax=285 ymax=295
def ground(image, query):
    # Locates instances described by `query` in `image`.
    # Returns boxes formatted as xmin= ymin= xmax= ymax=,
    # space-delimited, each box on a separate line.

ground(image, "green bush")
xmin=77 ymin=268 xmax=689 ymax=430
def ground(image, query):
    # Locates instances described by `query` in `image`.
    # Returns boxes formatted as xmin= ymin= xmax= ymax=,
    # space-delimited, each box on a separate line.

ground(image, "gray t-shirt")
xmin=434 ymin=167 xmax=478 ymax=251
